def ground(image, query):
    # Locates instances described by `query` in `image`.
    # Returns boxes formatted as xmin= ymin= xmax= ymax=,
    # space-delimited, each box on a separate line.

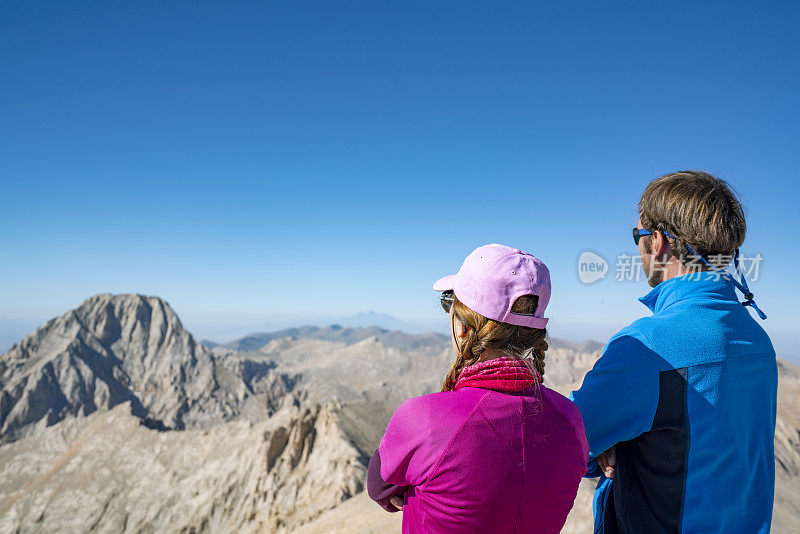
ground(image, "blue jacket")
xmin=571 ymin=272 xmax=777 ymax=534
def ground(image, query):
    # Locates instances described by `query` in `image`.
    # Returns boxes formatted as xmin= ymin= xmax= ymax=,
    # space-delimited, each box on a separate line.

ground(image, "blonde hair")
xmin=441 ymin=294 xmax=548 ymax=392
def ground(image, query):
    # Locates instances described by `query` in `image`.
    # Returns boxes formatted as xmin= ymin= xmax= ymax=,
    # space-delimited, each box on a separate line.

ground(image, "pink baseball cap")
xmin=433 ymin=244 xmax=551 ymax=329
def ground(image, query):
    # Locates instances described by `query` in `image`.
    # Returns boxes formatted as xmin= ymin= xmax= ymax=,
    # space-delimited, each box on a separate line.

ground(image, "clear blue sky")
xmin=1 ymin=2 xmax=798 ymax=357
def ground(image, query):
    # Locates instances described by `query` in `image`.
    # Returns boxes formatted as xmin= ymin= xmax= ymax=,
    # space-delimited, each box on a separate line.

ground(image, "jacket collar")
xmin=639 ymin=271 xmax=738 ymax=315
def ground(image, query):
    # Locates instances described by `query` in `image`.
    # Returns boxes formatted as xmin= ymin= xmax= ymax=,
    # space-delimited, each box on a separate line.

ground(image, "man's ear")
xmin=653 ymin=231 xmax=673 ymax=262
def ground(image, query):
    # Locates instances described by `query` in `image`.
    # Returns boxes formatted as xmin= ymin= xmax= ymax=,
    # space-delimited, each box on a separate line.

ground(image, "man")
xmin=571 ymin=170 xmax=777 ymax=533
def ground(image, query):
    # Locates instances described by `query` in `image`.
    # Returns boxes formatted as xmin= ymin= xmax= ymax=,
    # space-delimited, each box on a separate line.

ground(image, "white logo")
xmin=578 ymin=251 xmax=608 ymax=284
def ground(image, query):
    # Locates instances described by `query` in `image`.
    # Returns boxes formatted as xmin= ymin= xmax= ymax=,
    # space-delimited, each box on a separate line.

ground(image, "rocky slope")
xmin=0 ymin=399 xmax=365 ymax=533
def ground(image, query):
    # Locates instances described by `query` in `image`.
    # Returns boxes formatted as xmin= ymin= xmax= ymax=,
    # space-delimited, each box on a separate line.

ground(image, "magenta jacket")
xmin=368 ymin=357 xmax=588 ymax=533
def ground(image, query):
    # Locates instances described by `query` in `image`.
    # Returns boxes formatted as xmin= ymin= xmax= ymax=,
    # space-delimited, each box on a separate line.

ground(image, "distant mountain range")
xmin=209 ymin=325 xmax=449 ymax=354
xmin=324 ymin=311 xmax=440 ymax=334
xmin=194 ymin=311 xmax=445 ymax=349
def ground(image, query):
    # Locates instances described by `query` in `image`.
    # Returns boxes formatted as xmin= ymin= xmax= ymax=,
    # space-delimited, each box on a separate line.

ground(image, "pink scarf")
xmin=454 ymin=356 xmax=541 ymax=393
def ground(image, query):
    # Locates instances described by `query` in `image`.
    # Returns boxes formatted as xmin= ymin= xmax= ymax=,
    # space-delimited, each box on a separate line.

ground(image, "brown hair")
xmin=441 ymin=294 xmax=548 ymax=392
xmin=638 ymin=170 xmax=746 ymax=265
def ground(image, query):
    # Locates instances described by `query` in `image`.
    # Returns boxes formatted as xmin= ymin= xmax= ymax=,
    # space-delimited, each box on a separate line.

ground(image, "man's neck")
xmin=660 ymin=259 xmax=710 ymax=283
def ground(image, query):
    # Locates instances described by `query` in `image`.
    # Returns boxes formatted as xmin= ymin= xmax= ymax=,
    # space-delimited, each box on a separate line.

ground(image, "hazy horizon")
xmin=2 ymin=296 xmax=798 ymax=365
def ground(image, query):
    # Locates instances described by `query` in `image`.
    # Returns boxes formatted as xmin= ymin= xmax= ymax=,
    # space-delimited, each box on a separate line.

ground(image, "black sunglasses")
xmin=440 ymin=290 xmax=454 ymax=314
xmin=632 ymin=227 xmax=653 ymax=245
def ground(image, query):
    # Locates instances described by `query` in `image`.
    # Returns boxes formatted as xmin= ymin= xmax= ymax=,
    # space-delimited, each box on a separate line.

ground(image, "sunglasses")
xmin=440 ymin=290 xmax=454 ymax=314
xmin=632 ymin=227 xmax=653 ymax=245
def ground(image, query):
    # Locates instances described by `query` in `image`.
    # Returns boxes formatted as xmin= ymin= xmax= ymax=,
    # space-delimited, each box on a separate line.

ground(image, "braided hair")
xmin=441 ymin=294 xmax=548 ymax=392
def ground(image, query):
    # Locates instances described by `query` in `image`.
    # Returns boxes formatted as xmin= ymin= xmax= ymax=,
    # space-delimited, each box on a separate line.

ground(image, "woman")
xmin=367 ymin=244 xmax=588 ymax=533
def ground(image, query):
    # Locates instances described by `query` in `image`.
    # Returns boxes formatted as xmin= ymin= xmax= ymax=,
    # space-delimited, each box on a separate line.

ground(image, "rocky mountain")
xmin=0 ymin=294 xmax=292 ymax=444
xmin=1 ymin=294 xmax=798 ymax=533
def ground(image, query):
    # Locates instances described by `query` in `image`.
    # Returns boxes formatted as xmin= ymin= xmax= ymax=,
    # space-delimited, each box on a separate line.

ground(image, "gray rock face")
xmin=0 ymin=294 xmax=289 ymax=444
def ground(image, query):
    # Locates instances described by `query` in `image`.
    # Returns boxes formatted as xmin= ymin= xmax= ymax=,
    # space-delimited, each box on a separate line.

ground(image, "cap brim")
xmin=432 ymin=274 xmax=456 ymax=291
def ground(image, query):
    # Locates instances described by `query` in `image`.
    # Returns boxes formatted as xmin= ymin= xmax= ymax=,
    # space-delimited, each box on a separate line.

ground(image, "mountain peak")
xmin=0 ymin=293 xmax=262 ymax=443
xmin=70 ymin=293 xmax=187 ymax=358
